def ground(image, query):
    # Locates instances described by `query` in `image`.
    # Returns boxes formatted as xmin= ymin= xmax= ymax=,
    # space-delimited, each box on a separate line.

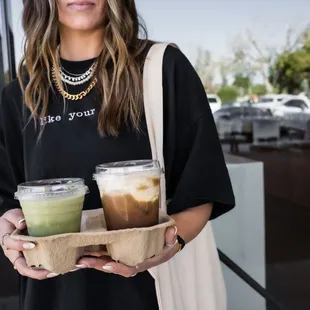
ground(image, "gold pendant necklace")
xmin=52 ymin=66 xmax=98 ymax=101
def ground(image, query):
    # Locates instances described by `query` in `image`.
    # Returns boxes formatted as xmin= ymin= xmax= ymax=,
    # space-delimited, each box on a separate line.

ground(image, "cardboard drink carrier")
xmin=11 ymin=176 xmax=175 ymax=275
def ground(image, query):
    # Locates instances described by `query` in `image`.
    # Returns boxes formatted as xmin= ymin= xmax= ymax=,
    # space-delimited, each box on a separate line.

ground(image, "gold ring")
xmin=13 ymin=256 xmax=23 ymax=270
xmin=1 ymin=233 xmax=11 ymax=251
xmin=130 ymin=265 xmax=139 ymax=277
xmin=166 ymin=239 xmax=178 ymax=248
xmin=177 ymin=241 xmax=182 ymax=252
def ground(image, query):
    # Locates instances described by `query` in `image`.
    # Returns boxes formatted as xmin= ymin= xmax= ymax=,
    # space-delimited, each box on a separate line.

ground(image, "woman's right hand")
xmin=0 ymin=209 xmax=58 ymax=279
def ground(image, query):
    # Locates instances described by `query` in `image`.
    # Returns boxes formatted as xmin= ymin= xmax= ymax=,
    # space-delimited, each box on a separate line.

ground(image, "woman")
xmin=0 ymin=1 xmax=235 ymax=309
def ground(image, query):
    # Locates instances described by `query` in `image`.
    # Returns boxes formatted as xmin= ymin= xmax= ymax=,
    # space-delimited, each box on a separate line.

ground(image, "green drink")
xmin=15 ymin=178 xmax=88 ymax=237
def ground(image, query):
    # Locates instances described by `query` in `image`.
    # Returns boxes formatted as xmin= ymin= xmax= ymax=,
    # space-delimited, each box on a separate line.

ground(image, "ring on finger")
xmin=166 ymin=239 xmax=178 ymax=248
xmin=130 ymin=265 xmax=139 ymax=277
xmin=12 ymin=256 xmax=23 ymax=270
xmin=1 ymin=233 xmax=11 ymax=251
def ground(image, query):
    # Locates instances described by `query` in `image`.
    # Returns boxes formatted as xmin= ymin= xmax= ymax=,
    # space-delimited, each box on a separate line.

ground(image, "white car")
xmin=260 ymin=95 xmax=310 ymax=134
xmin=207 ymin=94 xmax=222 ymax=113
xmin=254 ymin=94 xmax=289 ymax=110
xmin=271 ymin=95 xmax=310 ymax=117
xmin=259 ymin=94 xmax=289 ymax=104
xmin=254 ymin=95 xmax=310 ymax=115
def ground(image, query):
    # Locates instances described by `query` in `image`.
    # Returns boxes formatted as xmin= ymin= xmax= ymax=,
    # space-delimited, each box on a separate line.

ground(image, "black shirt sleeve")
xmin=162 ymin=46 xmax=235 ymax=219
xmin=0 ymin=80 xmax=25 ymax=215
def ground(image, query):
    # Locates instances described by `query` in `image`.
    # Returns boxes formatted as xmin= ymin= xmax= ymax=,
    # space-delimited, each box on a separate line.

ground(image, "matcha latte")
xmin=15 ymin=178 xmax=88 ymax=237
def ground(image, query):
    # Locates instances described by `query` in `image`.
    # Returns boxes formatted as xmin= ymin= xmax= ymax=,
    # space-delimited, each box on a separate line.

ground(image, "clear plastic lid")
xmin=15 ymin=178 xmax=89 ymax=200
xmin=94 ymin=160 xmax=163 ymax=177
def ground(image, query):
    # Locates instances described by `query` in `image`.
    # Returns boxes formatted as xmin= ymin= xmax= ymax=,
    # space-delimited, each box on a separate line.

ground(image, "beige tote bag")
xmin=143 ymin=43 xmax=227 ymax=310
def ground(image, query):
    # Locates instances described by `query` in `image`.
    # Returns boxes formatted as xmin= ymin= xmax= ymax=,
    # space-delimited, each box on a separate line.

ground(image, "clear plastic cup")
xmin=94 ymin=160 xmax=163 ymax=230
xmin=15 ymin=178 xmax=89 ymax=237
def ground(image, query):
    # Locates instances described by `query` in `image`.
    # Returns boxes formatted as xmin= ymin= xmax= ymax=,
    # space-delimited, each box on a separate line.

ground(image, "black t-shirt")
xmin=0 ymin=45 xmax=235 ymax=310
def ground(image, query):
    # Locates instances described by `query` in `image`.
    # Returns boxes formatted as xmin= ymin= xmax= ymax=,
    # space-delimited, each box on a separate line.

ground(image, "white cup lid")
xmin=15 ymin=178 xmax=89 ymax=200
xmin=94 ymin=160 xmax=162 ymax=178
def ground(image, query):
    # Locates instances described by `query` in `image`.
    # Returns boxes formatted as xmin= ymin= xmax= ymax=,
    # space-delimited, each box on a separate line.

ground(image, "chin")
xmin=65 ymin=20 xmax=102 ymax=32
xmin=71 ymin=23 xmax=100 ymax=31
xmin=60 ymin=14 xmax=103 ymax=32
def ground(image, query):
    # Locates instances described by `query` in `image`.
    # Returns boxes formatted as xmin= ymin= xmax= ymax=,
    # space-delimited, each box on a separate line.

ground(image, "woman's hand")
xmin=75 ymin=226 xmax=179 ymax=277
xmin=0 ymin=209 xmax=58 ymax=280
xmin=75 ymin=203 xmax=213 ymax=277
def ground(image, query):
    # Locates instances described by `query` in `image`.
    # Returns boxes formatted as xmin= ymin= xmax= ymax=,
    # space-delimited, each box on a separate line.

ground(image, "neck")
xmin=59 ymin=26 xmax=104 ymax=61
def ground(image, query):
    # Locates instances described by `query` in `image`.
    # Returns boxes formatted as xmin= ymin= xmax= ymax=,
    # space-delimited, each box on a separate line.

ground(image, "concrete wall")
xmin=212 ymin=154 xmax=266 ymax=310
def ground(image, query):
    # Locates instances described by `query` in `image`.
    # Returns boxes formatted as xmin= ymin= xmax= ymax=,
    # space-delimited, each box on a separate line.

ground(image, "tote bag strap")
xmin=143 ymin=42 xmax=171 ymax=213
xmin=143 ymin=43 xmax=227 ymax=310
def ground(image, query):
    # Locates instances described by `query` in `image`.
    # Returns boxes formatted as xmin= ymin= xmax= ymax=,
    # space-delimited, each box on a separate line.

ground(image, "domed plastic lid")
xmin=15 ymin=178 xmax=89 ymax=201
xmin=94 ymin=160 xmax=162 ymax=177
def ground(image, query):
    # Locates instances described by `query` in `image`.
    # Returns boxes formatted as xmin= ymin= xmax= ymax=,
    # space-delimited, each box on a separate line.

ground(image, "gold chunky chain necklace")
xmin=52 ymin=45 xmax=98 ymax=100
xmin=52 ymin=66 xmax=98 ymax=100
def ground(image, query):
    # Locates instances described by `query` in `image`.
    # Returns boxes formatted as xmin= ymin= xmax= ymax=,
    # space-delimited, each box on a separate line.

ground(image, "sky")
xmin=5 ymin=0 xmax=310 ymax=79
xmin=136 ymin=0 xmax=310 ymax=65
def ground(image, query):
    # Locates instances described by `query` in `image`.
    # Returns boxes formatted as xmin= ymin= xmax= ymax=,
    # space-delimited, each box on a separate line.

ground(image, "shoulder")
xmin=143 ymin=41 xmax=192 ymax=70
xmin=163 ymin=44 xmax=188 ymax=62
xmin=160 ymin=44 xmax=210 ymax=124
xmin=162 ymin=45 xmax=201 ymax=89
xmin=163 ymin=45 xmax=193 ymax=73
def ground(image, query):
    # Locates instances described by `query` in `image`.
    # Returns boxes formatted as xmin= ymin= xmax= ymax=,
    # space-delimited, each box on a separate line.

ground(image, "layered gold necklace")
xmin=52 ymin=46 xmax=98 ymax=101
xmin=52 ymin=68 xmax=97 ymax=101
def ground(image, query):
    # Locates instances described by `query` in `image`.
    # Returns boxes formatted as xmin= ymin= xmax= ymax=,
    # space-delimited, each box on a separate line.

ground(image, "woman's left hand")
xmin=75 ymin=226 xmax=179 ymax=277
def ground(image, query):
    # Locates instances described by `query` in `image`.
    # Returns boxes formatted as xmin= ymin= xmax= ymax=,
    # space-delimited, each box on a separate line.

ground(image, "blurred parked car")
xmin=254 ymin=94 xmax=289 ymax=111
xmin=252 ymin=95 xmax=310 ymax=135
xmin=269 ymin=96 xmax=310 ymax=117
xmin=254 ymin=95 xmax=310 ymax=117
xmin=276 ymin=96 xmax=310 ymax=136
xmin=207 ymin=94 xmax=222 ymax=113
xmin=258 ymin=94 xmax=289 ymax=104
xmin=214 ymin=106 xmax=274 ymax=142
xmin=222 ymin=100 xmax=251 ymax=108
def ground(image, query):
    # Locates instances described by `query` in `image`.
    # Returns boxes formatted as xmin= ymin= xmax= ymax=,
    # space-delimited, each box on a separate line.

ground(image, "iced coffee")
xmin=94 ymin=160 xmax=162 ymax=230
xmin=15 ymin=178 xmax=89 ymax=237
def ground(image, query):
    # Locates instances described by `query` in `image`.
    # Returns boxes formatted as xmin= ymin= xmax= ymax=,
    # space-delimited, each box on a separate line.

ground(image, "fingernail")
xmin=46 ymin=273 xmax=58 ymax=278
xmin=75 ymin=264 xmax=88 ymax=268
xmin=70 ymin=268 xmax=80 ymax=272
xmin=22 ymin=242 xmax=36 ymax=249
xmin=173 ymin=226 xmax=178 ymax=236
xmin=18 ymin=218 xmax=26 ymax=225
xmin=102 ymin=265 xmax=114 ymax=271
xmin=167 ymin=239 xmax=178 ymax=248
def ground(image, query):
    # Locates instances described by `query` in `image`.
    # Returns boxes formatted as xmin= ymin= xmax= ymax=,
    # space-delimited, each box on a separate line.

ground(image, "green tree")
xmin=217 ymin=86 xmax=238 ymax=103
xmin=252 ymin=84 xmax=267 ymax=96
xmin=233 ymin=73 xmax=251 ymax=92
xmin=270 ymin=39 xmax=310 ymax=93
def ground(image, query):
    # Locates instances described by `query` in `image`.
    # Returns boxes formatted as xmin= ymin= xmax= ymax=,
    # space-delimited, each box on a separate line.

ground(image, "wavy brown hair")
xmin=19 ymin=0 xmax=148 ymax=135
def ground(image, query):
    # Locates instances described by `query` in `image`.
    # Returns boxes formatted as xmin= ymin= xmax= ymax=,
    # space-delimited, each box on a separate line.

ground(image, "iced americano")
xmin=94 ymin=160 xmax=162 ymax=230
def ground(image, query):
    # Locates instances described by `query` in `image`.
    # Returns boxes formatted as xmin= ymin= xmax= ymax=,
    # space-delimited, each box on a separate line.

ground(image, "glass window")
xmin=285 ymin=100 xmax=307 ymax=108
xmin=208 ymin=97 xmax=218 ymax=103
xmin=284 ymin=100 xmax=296 ymax=107
xmin=295 ymin=100 xmax=308 ymax=109
xmin=0 ymin=3 xmax=6 ymax=92
xmin=260 ymin=97 xmax=274 ymax=103
xmin=0 ymin=0 xmax=17 ymax=95
xmin=246 ymin=107 xmax=271 ymax=116
xmin=0 ymin=1 xmax=20 ymax=305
